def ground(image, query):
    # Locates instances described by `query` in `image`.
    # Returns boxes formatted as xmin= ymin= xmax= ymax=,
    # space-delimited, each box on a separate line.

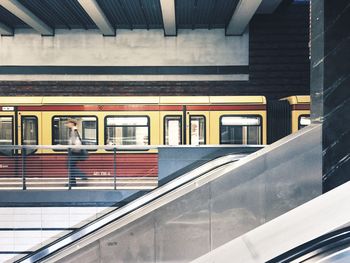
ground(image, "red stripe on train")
xmin=0 ymin=153 xmax=158 ymax=178
xmin=292 ymin=104 xmax=310 ymax=110
xmin=187 ymin=105 xmax=266 ymax=111
xmin=17 ymin=104 xmax=266 ymax=111
xmin=18 ymin=105 xmax=180 ymax=111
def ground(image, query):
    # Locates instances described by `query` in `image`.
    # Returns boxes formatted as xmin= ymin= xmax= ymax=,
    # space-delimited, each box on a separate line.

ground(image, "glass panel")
xmin=0 ymin=117 xmax=13 ymax=145
xmin=165 ymin=116 xmax=182 ymax=145
xmin=299 ymin=115 xmax=311 ymax=129
xmin=22 ymin=117 xmax=38 ymax=145
xmin=190 ymin=116 xmax=205 ymax=145
xmin=105 ymin=116 xmax=149 ymax=146
xmin=53 ymin=117 xmax=97 ymax=145
xmin=221 ymin=116 xmax=260 ymax=126
xmin=247 ymin=126 xmax=261 ymax=144
xmin=107 ymin=117 xmax=148 ymax=126
xmin=221 ymin=126 xmax=243 ymax=144
xmin=106 ymin=127 xmax=148 ymax=145
xmin=82 ymin=121 xmax=97 ymax=145
xmin=220 ymin=116 xmax=261 ymax=145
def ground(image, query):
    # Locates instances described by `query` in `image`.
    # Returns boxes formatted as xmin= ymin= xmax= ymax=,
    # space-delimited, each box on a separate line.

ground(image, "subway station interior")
xmin=0 ymin=0 xmax=349 ymax=262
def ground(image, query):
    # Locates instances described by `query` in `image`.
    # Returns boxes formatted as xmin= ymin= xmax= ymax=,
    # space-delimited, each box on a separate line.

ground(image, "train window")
xmin=0 ymin=117 xmax=13 ymax=145
xmin=164 ymin=116 xmax=182 ymax=145
xmin=220 ymin=116 xmax=262 ymax=145
xmin=190 ymin=116 xmax=205 ymax=145
xmin=21 ymin=116 xmax=38 ymax=155
xmin=105 ymin=116 xmax=149 ymax=145
xmin=82 ymin=120 xmax=97 ymax=145
xmin=0 ymin=116 xmax=13 ymax=155
xmin=52 ymin=116 xmax=98 ymax=145
xmin=22 ymin=116 xmax=38 ymax=145
xmin=299 ymin=115 xmax=311 ymax=129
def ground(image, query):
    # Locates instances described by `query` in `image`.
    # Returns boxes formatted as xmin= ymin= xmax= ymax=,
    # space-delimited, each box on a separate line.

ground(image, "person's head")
xmin=66 ymin=119 xmax=78 ymax=129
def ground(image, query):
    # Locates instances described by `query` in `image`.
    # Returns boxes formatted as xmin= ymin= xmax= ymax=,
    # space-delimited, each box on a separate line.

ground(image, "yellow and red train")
xmin=284 ymin=95 xmax=311 ymax=132
xmin=0 ymin=96 xmax=310 ymax=186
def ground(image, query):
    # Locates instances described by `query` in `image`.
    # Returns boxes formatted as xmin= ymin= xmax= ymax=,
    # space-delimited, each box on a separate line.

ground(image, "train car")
xmin=267 ymin=95 xmax=310 ymax=144
xmin=0 ymin=96 xmax=267 ymax=189
xmin=284 ymin=95 xmax=311 ymax=133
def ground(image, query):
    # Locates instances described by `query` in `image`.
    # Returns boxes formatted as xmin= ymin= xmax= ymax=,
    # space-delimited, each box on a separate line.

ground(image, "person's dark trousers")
xmin=68 ymin=153 xmax=87 ymax=186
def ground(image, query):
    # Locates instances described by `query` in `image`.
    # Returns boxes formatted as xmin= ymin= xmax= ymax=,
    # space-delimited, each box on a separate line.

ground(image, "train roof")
xmin=0 ymin=96 xmax=266 ymax=105
xmin=282 ymin=96 xmax=310 ymax=105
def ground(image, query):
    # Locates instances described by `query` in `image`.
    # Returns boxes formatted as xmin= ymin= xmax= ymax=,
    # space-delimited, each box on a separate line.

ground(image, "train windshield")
xmin=220 ymin=116 xmax=262 ymax=145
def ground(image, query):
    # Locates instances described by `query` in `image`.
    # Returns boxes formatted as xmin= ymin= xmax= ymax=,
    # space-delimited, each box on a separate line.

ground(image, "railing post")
xmin=14 ymin=147 xmax=19 ymax=178
xmin=68 ymin=148 xmax=72 ymax=190
xmin=21 ymin=148 xmax=26 ymax=190
xmin=113 ymin=147 xmax=117 ymax=190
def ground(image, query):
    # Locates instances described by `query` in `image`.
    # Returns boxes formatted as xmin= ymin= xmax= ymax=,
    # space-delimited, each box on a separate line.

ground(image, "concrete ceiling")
xmin=0 ymin=0 xmax=284 ymax=36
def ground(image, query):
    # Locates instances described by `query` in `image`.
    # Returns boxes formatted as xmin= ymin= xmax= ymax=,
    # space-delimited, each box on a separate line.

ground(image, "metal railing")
xmin=0 ymin=145 xmax=158 ymax=190
xmin=0 ymin=144 xmax=261 ymax=191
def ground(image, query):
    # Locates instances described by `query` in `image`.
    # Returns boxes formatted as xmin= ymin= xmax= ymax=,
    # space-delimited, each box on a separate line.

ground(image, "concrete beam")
xmin=0 ymin=22 xmax=13 ymax=35
xmin=0 ymin=0 xmax=53 ymax=36
xmin=257 ymin=0 xmax=283 ymax=14
xmin=77 ymin=0 xmax=115 ymax=36
xmin=160 ymin=0 xmax=176 ymax=36
xmin=226 ymin=0 xmax=262 ymax=36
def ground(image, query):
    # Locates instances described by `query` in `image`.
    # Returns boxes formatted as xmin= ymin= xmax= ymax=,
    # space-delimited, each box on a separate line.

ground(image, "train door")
xmin=186 ymin=111 xmax=209 ymax=145
xmin=0 ymin=107 xmax=15 ymax=155
xmin=0 ymin=107 xmax=16 ymax=183
xmin=18 ymin=112 xmax=41 ymax=153
xmin=18 ymin=112 xmax=42 ymax=183
xmin=160 ymin=110 xmax=184 ymax=145
xmin=160 ymin=107 xmax=209 ymax=146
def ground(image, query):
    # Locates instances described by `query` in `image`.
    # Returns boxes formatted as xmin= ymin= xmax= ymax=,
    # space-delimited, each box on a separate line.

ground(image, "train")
xmin=267 ymin=95 xmax=310 ymax=143
xmin=0 ymin=96 xmax=310 ymax=189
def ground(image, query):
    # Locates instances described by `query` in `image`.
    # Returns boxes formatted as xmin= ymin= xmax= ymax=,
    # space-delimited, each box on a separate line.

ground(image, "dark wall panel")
xmin=248 ymin=0 xmax=310 ymax=99
xmin=267 ymin=100 xmax=291 ymax=144
xmin=310 ymin=0 xmax=350 ymax=192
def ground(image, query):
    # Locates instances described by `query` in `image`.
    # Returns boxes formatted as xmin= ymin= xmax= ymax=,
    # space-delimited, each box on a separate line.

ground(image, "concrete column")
xmin=311 ymin=0 xmax=350 ymax=192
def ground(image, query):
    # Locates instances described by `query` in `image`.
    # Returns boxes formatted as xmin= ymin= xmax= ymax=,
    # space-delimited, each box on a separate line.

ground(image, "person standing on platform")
xmin=66 ymin=119 xmax=87 ymax=186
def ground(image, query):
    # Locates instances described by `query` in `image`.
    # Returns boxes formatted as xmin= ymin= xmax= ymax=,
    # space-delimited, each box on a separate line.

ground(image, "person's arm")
xmin=74 ymin=129 xmax=83 ymax=145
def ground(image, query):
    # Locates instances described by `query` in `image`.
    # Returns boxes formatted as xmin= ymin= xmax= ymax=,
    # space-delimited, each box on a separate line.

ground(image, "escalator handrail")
xmin=267 ymin=226 xmax=350 ymax=263
xmin=17 ymin=154 xmax=244 ymax=263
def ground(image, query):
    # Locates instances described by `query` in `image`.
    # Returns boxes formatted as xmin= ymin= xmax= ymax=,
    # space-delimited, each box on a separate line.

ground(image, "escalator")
xmin=15 ymin=154 xmax=242 ymax=263
xmin=269 ymin=226 xmax=350 ymax=263
xmin=192 ymin=180 xmax=350 ymax=263
xmin=16 ymin=124 xmax=321 ymax=263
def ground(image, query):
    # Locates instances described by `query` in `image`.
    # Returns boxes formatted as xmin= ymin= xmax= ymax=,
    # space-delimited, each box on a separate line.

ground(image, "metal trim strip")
xmin=0 ymin=66 xmax=249 ymax=75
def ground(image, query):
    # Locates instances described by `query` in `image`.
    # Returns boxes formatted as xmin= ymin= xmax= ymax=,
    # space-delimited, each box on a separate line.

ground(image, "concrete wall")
xmin=0 ymin=1 xmax=310 ymax=97
xmin=0 ymin=29 xmax=248 ymax=66
xmin=0 ymin=29 xmax=248 ymax=81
